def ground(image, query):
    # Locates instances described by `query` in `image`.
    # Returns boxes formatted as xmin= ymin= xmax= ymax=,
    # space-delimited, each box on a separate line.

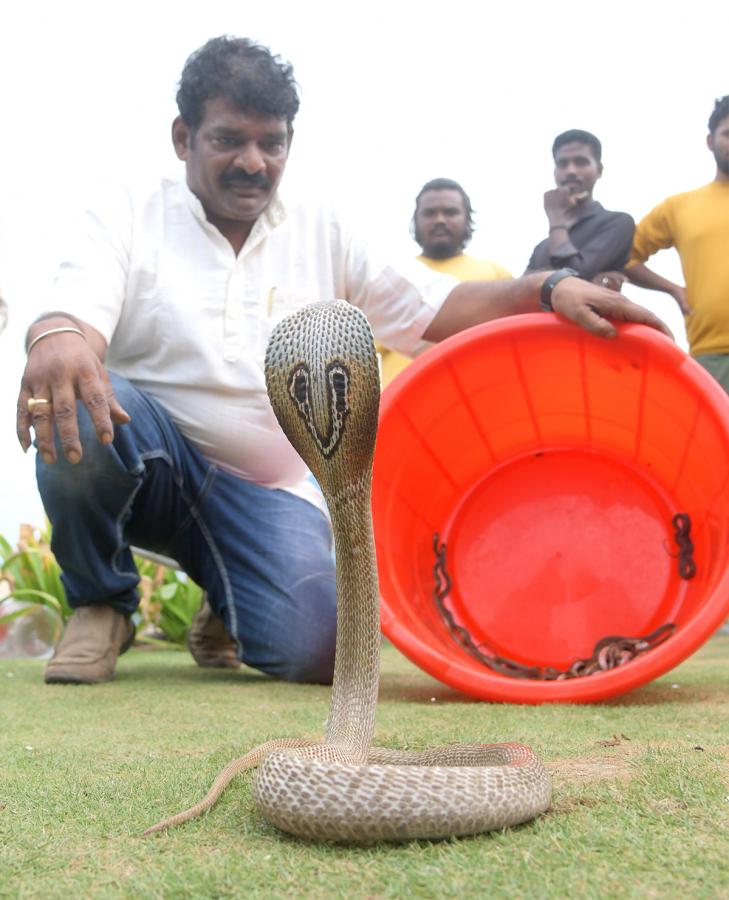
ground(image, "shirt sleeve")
xmin=525 ymin=239 xmax=547 ymax=274
xmin=548 ymin=212 xmax=635 ymax=279
xmin=47 ymin=188 xmax=133 ymax=343
xmin=626 ymin=200 xmax=675 ymax=268
xmin=340 ymin=230 xmax=456 ymax=356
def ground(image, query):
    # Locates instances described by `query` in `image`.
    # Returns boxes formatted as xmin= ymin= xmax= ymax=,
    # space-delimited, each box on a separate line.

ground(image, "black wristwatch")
xmin=540 ymin=268 xmax=579 ymax=312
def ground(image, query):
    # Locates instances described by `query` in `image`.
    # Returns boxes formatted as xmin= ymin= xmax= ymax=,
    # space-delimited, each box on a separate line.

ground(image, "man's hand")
xmin=17 ymin=323 xmax=130 ymax=465
xmin=551 ymin=276 xmax=674 ymax=341
xmin=543 ymin=186 xmax=587 ymax=225
xmin=591 ymin=271 xmax=627 ymax=293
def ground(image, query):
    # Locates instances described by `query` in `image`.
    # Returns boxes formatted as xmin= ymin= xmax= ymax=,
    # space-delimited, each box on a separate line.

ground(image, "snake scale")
xmin=145 ymin=300 xmax=551 ymax=842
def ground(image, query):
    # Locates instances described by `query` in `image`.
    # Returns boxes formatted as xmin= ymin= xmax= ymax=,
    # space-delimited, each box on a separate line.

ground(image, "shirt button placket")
xmin=224 ymin=264 xmax=244 ymax=362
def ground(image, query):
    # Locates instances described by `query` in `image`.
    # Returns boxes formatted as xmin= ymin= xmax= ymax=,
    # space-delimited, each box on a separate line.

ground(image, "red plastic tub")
xmin=372 ymin=314 xmax=729 ymax=702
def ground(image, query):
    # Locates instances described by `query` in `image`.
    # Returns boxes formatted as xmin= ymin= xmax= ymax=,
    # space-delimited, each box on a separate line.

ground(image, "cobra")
xmin=145 ymin=300 xmax=552 ymax=842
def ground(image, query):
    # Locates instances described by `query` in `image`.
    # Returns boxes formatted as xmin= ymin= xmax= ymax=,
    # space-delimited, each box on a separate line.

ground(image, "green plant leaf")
xmin=2 ymin=588 xmax=66 ymax=615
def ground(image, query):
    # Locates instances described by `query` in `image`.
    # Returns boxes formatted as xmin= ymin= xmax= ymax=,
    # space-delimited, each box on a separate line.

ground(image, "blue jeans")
xmin=36 ymin=374 xmax=337 ymax=683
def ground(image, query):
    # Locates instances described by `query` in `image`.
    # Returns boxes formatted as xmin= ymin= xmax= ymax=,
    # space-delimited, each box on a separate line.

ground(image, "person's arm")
xmin=17 ymin=313 xmax=130 ymax=465
xmin=541 ymin=187 xmax=584 ymax=261
xmin=523 ymin=243 xmax=543 ymax=276
xmin=545 ymin=212 xmax=635 ymax=281
xmin=624 ymin=200 xmax=687 ymax=313
xmin=624 ymin=263 xmax=689 ymax=314
xmin=422 ymin=272 xmax=672 ymax=343
xmin=523 ymin=189 xmax=580 ymax=275
xmin=16 ymin=191 xmax=133 ymax=464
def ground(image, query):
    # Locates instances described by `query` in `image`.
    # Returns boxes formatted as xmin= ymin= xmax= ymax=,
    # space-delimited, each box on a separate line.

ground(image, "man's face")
xmin=414 ymin=189 xmax=469 ymax=259
xmin=172 ymin=96 xmax=291 ymax=231
xmin=708 ymin=116 xmax=729 ymax=176
xmin=553 ymin=141 xmax=602 ymax=200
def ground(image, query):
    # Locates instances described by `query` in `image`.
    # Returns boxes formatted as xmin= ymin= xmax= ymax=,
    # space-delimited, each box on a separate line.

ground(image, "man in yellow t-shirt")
xmin=626 ymin=95 xmax=729 ymax=390
xmin=379 ymin=178 xmax=511 ymax=386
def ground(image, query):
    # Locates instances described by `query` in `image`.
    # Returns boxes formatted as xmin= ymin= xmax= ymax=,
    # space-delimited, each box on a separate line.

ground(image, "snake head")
xmin=264 ymin=300 xmax=381 ymax=496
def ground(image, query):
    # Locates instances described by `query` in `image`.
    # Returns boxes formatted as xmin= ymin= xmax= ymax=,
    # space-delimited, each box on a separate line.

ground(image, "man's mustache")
xmin=221 ymin=171 xmax=272 ymax=190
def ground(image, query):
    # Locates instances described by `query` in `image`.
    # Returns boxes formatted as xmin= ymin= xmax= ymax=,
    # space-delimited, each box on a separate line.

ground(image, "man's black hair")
xmin=552 ymin=129 xmax=602 ymax=164
xmin=413 ymin=178 xmax=475 ymax=245
xmin=176 ymin=36 xmax=300 ymax=132
xmin=708 ymin=95 xmax=729 ymax=135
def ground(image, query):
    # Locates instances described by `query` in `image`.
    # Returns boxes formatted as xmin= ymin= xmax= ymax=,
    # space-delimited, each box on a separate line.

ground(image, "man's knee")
xmin=279 ymin=610 xmax=337 ymax=685
xmin=236 ymin=578 xmax=337 ymax=685
xmin=277 ymin=565 xmax=337 ymax=684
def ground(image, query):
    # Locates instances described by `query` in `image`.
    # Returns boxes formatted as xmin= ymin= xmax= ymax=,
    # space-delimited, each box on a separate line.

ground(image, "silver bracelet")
xmin=26 ymin=326 xmax=86 ymax=355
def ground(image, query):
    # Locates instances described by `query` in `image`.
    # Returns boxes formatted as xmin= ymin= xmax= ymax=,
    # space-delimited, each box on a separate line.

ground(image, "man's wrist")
xmin=26 ymin=326 xmax=87 ymax=356
xmin=25 ymin=314 xmax=85 ymax=351
xmin=540 ymin=268 xmax=579 ymax=312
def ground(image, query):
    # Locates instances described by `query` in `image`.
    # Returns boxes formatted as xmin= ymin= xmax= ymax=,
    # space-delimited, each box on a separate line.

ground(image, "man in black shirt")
xmin=525 ymin=130 xmax=634 ymax=291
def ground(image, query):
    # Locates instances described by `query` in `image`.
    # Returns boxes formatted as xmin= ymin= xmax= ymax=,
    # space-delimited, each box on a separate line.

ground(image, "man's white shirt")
xmin=51 ymin=179 xmax=455 ymax=504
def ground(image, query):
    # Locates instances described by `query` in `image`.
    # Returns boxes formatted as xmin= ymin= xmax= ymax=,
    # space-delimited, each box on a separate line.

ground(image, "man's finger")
xmin=16 ymin=390 xmax=33 ymax=452
xmin=633 ymin=309 xmax=673 ymax=339
xmin=50 ymin=384 xmax=85 ymax=464
xmin=27 ymin=391 xmax=58 ymax=465
xmin=109 ymin=395 xmax=131 ymax=427
xmin=571 ymin=303 xmax=618 ymax=339
xmin=76 ymin=372 xmax=121 ymax=449
xmin=605 ymin=296 xmax=674 ymax=339
xmin=100 ymin=371 xmax=131 ymax=431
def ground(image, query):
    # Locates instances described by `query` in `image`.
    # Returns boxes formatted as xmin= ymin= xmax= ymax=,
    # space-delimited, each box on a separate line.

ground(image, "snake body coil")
xmin=146 ymin=300 xmax=551 ymax=843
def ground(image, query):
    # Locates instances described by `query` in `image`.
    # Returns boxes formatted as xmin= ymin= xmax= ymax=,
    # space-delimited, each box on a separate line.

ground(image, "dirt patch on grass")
xmin=548 ymin=754 xmax=635 ymax=785
xmin=548 ymin=749 xmax=637 ymax=816
xmin=548 ymin=734 xmax=639 ymax=789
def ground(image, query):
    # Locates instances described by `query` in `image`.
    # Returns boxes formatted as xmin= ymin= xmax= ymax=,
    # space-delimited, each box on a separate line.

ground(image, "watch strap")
xmin=540 ymin=267 xmax=579 ymax=312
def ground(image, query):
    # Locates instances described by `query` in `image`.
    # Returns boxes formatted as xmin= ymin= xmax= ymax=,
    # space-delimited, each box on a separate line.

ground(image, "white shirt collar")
xmin=179 ymin=178 xmax=288 ymax=238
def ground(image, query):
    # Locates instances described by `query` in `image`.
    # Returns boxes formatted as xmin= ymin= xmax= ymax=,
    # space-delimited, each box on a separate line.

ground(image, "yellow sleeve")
xmin=627 ymin=199 xmax=675 ymax=267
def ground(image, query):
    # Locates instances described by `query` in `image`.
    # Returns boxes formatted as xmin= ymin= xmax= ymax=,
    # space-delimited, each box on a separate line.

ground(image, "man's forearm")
xmin=422 ymin=273 xmax=549 ymax=342
xmin=547 ymin=227 xmax=580 ymax=264
xmin=624 ymin=263 xmax=682 ymax=296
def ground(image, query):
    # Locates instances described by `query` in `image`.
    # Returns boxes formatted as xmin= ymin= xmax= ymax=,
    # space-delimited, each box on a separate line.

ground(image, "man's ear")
xmin=597 ymin=162 xmax=604 ymax=180
xmin=707 ymin=131 xmax=715 ymax=153
xmin=287 ymin=125 xmax=295 ymax=153
xmin=172 ymin=116 xmax=191 ymax=161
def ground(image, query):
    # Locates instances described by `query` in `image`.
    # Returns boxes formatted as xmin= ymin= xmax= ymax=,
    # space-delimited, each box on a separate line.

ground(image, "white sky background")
xmin=0 ymin=0 xmax=727 ymax=541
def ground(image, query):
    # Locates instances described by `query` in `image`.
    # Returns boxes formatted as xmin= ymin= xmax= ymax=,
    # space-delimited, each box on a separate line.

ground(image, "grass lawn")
xmin=1 ymin=636 xmax=728 ymax=899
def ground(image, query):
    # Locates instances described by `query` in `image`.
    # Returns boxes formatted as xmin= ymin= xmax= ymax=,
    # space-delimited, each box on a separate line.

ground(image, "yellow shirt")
xmin=628 ymin=181 xmax=729 ymax=356
xmin=379 ymin=253 xmax=512 ymax=386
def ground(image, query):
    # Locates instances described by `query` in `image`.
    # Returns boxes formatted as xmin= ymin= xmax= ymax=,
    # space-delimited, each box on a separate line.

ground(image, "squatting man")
xmin=16 ymin=36 xmax=671 ymax=687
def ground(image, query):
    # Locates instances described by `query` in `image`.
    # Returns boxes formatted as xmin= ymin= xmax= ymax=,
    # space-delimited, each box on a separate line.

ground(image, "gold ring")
xmin=27 ymin=398 xmax=52 ymax=413
xmin=602 ymin=277 xmax=610 ymax=286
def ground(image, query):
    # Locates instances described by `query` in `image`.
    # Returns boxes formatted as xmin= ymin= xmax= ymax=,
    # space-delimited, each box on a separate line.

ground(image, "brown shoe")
xmin=187 ymin=594 xmax=240 ymax=669
xmin=44 ymin=605 xmax=135 ymax=685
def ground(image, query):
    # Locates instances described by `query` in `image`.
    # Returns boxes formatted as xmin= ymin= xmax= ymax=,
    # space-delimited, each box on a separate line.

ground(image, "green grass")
xmin=2 ymin=638 xmax=729 ymax=899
